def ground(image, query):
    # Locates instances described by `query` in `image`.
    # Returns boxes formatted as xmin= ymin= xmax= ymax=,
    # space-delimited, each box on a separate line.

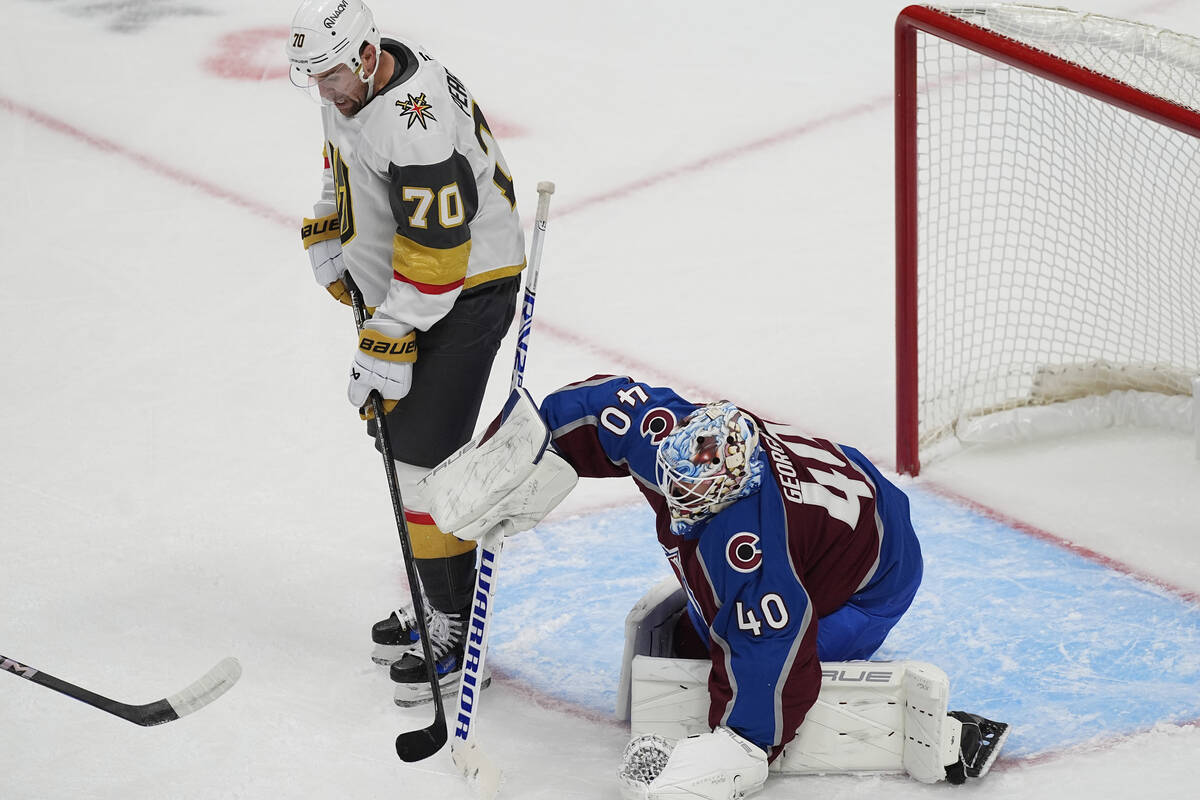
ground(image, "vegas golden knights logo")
xmin=329 ymin=143 xmax=356 ymax=244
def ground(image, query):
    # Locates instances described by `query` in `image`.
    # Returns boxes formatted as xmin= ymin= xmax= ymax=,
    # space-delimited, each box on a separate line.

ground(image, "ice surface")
xmin=2 ymin=1 xmax=1197 ymax=798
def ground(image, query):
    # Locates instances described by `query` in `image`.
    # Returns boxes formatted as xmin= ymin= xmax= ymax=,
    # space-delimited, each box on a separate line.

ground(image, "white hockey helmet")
xmin=654 ymin=402 xmax=764 ymax=528
xmin=285 ymin=0 xmax=381 ymax=91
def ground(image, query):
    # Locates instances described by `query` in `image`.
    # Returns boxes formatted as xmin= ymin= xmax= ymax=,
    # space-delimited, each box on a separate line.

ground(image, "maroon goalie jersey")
xmin=538 ymin=375 xmax=924 ymax=756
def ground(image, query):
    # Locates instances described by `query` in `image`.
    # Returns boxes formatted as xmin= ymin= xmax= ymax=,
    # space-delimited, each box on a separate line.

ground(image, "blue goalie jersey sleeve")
xmin=539 ymin=375 xmax=698 ymax=490
xmin=536 ymin=375 xmax=923 ymax=757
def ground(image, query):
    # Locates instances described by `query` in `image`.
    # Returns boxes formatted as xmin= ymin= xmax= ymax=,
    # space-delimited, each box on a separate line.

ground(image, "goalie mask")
xmin=285 ymin=0 xmax=382 ymax=109
xmin=654 ymin=402 xmax=764 ymax=530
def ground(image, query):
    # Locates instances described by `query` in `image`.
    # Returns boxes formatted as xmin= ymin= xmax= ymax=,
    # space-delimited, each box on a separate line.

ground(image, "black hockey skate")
xmin=388 ymin=611 xmax=491 ymax=706
xmin=944 ymin=711 xmax=1010 ymax=785
xmin=370 ymin=600 xmax=455 ymax=665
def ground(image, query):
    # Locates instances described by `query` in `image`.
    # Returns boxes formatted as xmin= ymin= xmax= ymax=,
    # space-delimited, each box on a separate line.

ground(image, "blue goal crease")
xmin=486 ymin=488 xmax=1200 ymax=758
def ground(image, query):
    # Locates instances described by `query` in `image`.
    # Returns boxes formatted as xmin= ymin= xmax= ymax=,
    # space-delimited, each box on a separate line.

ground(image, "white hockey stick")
xmin=451 ymin=180 xmax=556 ymax=799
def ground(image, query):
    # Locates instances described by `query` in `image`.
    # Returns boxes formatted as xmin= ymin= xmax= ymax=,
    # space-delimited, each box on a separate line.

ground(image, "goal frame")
xmin=894 ymin=4 xmax=1200 ymax=475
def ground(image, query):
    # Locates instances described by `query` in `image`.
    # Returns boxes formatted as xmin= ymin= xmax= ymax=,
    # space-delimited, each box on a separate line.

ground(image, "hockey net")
xmin=895 ymin=3 xmax=1200 ymax=474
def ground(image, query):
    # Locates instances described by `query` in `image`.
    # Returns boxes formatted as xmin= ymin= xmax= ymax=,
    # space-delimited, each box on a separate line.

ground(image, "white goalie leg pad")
xmin=901 ymin=663 xmax=960 ymax=784
xmin=392 ymin=459 xmax=432 ymax=507
xmin=617 ymin=582 xmax=962 ymax=783
xmin=776 ymin=664 xmax=911 ymax=775
xmin=627 ymin=655 xmax=960 ymax=781
xmin=620 ymin=727 xmax=769 ymax=800
xmin=617 ymin=576 xmax=688 ymax=722
xmin=419 ymin=387 xmax=577 ymax=540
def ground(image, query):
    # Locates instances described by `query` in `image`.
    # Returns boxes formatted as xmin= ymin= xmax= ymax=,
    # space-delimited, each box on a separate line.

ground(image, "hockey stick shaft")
xmin=451 ymin=181 xmax=556 ymax=797
xmin=509 ymin=181 xmax=555 ymax=393
xmin=1 ymin=653 xmax=241 ymax=727
xmin=342 ymin=274 xmax=449 ymax=762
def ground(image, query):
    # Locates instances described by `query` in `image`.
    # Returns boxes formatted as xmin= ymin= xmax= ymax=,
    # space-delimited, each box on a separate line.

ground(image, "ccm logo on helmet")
xmin=325 ymin=0 xmax=350 ymax=28
xmin=726 ymin=532 xmax=762 ymax=573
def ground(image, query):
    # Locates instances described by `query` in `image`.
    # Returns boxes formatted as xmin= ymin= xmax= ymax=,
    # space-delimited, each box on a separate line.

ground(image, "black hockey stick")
xmin=343 ymin=274 xmax=448 ymax=762
xmin=1 ymin=652 xmax=241 ymax=726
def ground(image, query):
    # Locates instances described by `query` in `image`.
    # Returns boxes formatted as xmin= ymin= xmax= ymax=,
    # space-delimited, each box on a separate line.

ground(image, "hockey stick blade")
xmin=396 ymin=720 xmax=449 ymax=762
xmin=1 ymin=654 xmax=242 ymax=727
xmin=453 ymin=737 xmax=504 ymax=800
xmin=155 ymin=657 xmax=243 ymax=723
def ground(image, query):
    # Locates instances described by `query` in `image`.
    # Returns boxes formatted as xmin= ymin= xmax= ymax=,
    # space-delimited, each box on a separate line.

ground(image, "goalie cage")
xmin=894 ymin=3 xmax=1200 ymax=474
xmin=615 ymin=578 xmax=963 ymax=779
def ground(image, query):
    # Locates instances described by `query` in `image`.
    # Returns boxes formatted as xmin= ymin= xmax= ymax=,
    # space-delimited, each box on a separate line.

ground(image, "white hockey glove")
xmin=347 ymin=318 xmax=416 ymax=417
xmin=421 ymin=387 xmax=578 ymax=541
xmin=618 ymin=727 xmax=769 ymax=800
xmin=301 ymin=201 xmax=351 ymax=305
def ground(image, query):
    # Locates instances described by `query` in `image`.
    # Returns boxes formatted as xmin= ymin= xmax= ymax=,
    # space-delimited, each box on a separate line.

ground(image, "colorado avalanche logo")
xmin=640 ymin=408 xmax=677 ymax=445
xmin=396 ymin=92 xmax=437 ymax=129
xmin=726 ymin=532 xmax=762 ymax=573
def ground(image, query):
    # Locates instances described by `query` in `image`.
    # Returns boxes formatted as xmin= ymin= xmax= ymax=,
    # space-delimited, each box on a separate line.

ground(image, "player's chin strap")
xmin=356 ymin=49 xmax=380 ymax=105
xmin=363 ymin=71 xmax=377 ymax=104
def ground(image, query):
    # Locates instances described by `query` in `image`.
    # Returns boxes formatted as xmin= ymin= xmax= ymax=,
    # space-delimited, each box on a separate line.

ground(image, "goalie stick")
xmin=343 ymin=273 xmax=450 ymax=763
xmin=1 ymin=652 xmax=241 ymax=726
xmin=450 ymin=180 xmax=557 ymax=799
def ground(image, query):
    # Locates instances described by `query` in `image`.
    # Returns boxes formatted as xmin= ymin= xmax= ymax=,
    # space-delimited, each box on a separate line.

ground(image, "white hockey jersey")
xmin=316 ymin=37 xmax=526 ymax=331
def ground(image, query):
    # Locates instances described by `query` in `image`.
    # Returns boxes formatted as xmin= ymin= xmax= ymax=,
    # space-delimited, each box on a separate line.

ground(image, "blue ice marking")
xmin=487 ymin=488 xmax=1200 ymax=757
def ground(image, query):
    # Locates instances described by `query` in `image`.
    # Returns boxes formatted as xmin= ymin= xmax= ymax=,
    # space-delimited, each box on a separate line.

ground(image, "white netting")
xmin=912 ymin=3 xmax=1200 ymax=453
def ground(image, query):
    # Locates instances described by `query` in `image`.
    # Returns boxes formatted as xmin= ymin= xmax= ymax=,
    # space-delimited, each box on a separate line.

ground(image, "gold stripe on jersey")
xmin=301 ymin=213 xmax=340 ymax=249
xmin=392 ymin=234 xmax=471 ymax=294
xmin=408 ymin=518 xmax=478 ymax=558
xmin=357 ymin=328 xmax=418 ymax=363
xmin=463 ymin=260 xmax=526 ymax=290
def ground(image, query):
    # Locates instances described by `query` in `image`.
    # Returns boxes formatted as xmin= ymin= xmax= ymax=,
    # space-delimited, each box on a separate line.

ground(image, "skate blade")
xmin=372 ymin=643 xmax=418 ymax=666
xmin=393 ymin=674 xmax=491 ymax=707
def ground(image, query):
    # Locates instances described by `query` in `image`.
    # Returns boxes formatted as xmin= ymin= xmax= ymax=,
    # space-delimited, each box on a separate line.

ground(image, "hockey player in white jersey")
xmin=285 ymin=0 xmax=526 ymax=705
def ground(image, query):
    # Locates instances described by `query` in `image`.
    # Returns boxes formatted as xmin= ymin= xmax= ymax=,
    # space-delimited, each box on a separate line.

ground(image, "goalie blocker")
xmin=616 ymin=578 xmax=1009 ymax=791
xmin=419 ymin=386 xmax=578 ymax=543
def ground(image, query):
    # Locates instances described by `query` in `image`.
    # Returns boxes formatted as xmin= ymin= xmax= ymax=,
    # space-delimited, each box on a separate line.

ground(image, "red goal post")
xmin=895 ymin=4 xmax=1200 ymax=475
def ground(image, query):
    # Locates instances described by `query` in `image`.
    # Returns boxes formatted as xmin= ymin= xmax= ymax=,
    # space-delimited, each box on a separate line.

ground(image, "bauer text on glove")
xmin=348 ymin=319 xmax=416 ymax=412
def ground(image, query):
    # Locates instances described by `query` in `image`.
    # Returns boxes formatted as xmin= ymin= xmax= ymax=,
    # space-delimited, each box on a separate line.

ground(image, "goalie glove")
xmin=421 ymin=388 xmax=578 ymax=541
xmin=347 ymin=318 xmax=416 ymax=414
xmin=301 ymin=201 xmax=351 ymax=305
xmin=618 ymin=727 xmax=769 ymax=800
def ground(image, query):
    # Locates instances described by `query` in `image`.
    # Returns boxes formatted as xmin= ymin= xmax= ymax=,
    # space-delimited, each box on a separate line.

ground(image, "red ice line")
xmin=0 ymin=97 xmax=294 ymax=228
xmin=3 ymin=80 xmax=1194 ymax=600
